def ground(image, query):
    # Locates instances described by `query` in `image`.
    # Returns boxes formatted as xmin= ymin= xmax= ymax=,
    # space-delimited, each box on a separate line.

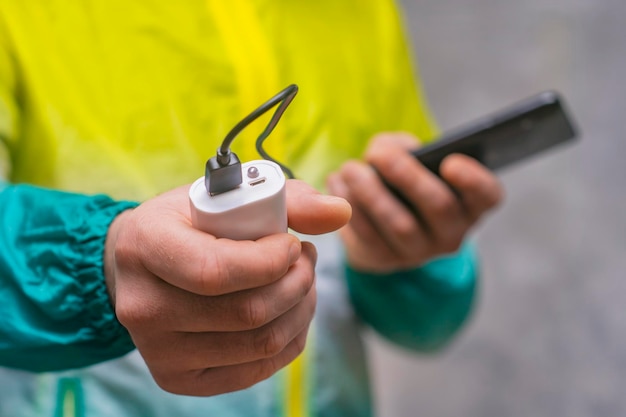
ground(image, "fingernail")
xmin=318 ymin=194 xmax=347 ymax=204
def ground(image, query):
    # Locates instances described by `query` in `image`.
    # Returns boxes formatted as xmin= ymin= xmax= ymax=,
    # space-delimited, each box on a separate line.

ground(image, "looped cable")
xmin=218 ymin=84 xmax=298 ymax=178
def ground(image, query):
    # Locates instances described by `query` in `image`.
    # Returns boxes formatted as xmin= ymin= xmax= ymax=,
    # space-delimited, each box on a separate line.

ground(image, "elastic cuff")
xmin=73 ymin=196 xmax=139 ymax=350
xmin=0 ymin=184 xmax=140 ymax=370
xmin=346 ymin=241 xmax=478 ymax=293
xmin=344 ymin=242 xmax=479 ymax=351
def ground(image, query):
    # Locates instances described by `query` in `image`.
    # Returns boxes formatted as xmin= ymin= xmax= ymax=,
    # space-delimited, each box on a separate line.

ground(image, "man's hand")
xmin=104 ymin=180 xmax=351 ymax=396
xmin=326 ymin=132 xmax=503 ymax=273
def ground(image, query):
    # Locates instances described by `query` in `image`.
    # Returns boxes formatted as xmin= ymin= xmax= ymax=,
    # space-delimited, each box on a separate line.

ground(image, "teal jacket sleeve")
xmin=0 ymin=181 xmax=138 ymax=372
xmin=346 ymin=242 xmax=477 ymax=352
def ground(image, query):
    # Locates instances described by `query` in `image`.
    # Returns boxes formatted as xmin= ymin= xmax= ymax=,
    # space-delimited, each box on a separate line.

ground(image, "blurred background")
xmin=367 ymin=1 xmax=626 ymax=416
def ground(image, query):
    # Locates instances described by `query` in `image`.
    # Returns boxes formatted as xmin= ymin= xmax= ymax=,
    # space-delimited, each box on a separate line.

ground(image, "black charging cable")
xmin=205 ymin=84 xmax=298 ymax=195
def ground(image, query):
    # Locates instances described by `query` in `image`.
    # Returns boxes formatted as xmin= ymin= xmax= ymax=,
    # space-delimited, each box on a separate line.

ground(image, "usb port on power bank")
xmin=249 ymin=178 xmax=266 ymax=187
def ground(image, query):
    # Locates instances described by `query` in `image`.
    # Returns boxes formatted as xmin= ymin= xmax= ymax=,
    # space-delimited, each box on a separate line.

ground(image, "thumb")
xmin=286 ymin=179 xmax=352 ymax=235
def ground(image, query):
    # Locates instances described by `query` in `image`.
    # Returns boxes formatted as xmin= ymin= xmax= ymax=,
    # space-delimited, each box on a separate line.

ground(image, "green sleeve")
xmin=346 ymin=242 xmax=478 ymax=352
xmin=0 ymin=181 xmax=138 ymax=371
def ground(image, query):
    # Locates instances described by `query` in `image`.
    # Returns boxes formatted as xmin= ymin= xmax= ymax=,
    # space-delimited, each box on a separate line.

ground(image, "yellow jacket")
xmin=0 ymin=2 xmax=477 ymax=417
xmin=0 ymin=0 xmax=436 ymax=199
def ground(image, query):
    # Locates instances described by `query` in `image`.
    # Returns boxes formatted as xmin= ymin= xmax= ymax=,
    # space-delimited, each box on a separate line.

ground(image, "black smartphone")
xmin=412 ymin=90 xmax=578 ymax=174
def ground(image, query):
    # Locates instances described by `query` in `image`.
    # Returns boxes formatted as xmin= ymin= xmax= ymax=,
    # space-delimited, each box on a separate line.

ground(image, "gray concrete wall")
xmin=369 ymin=1 xmax=626 ymax=416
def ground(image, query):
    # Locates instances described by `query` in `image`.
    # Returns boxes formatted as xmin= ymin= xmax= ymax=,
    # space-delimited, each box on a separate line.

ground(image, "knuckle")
xmin=198 ymin=252 xmax=229 ymax=295
xmin=267 ymin=253 xmax=289 ymax=281
xmin=151 ymin=372 xmax=187 ymax=395
xmin=250 ymin=334 xmax=307 ymax=385
xmin=387 ymin=213 xmax=417 ymax=242
xmin=114 ymin=295 xmax=146 ymax=329
xmin=292 ymin=332 xmax=308 ymax=357
xmin=248 ymin=359 xmax=279 ymax=387
xmin=112 ymin=229 xmax=139 ymax=271
xmin=437 ymin=233 xmax=464 ymax=254
xmin=429 ymin=192 xmax=458 ymax=217
xmin=256 ymin=325 xmax=288 ymax=358
xmin=365 ymin=192 xmax=393 ymax=216
xmin=339 ymin=160 xmax=361 ymax=178
xmin=116 ymin=301 xmax=159 ymax=332
xmin=258 ymin=241 xmax=293 ymax=284
xmin=238 ymin=296 xmax=268 ymax=329
xmin=297 ymin=266 xmax=316 ymax=298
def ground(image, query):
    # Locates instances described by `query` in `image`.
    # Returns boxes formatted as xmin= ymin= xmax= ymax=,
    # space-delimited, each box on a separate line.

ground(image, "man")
xmin=0 ymin=1 xmax=501 ymax=416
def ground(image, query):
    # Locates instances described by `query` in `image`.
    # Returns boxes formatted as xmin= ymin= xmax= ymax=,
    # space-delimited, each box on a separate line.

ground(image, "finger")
xmin=115 ymin=184 xmax=306 ymax=295
xmin=125 ymin=242 xmax=318 ymax=332
xmin=286 ymin=179 xmax=352 ymax=235
xmin=364 ymin=132 xmax=423 ymax=159
xmin=335 ymin=161 xmax=427 ymax=257
xmin=123 ymin=217 xmax=303 ymax=295
xmin=326 ymin=171 xmax=380 ymax=244
xmin=153 ymin=329 xmax=310 ymax=396
xmin=440 ymin=154 xmax=504 ymax=221
xmin=328 ymin=171 xmax=399 ymax=265
xmin=385 ymin=157 xmax=468 ymax=249
xmin=367 ymin=134 xmax=468 ymax=234
xmin=140 ymin=285 xmax=316 ymax=373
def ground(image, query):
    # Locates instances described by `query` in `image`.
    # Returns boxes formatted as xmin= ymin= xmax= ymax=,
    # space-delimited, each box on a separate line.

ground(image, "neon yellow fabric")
xmin=282 ymin=337 xmax=309 ymax=417
xmin=0 ymin=1 xmax=436 ymax=198
xmin=0 ymin=2 xmax=453 ymax=417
